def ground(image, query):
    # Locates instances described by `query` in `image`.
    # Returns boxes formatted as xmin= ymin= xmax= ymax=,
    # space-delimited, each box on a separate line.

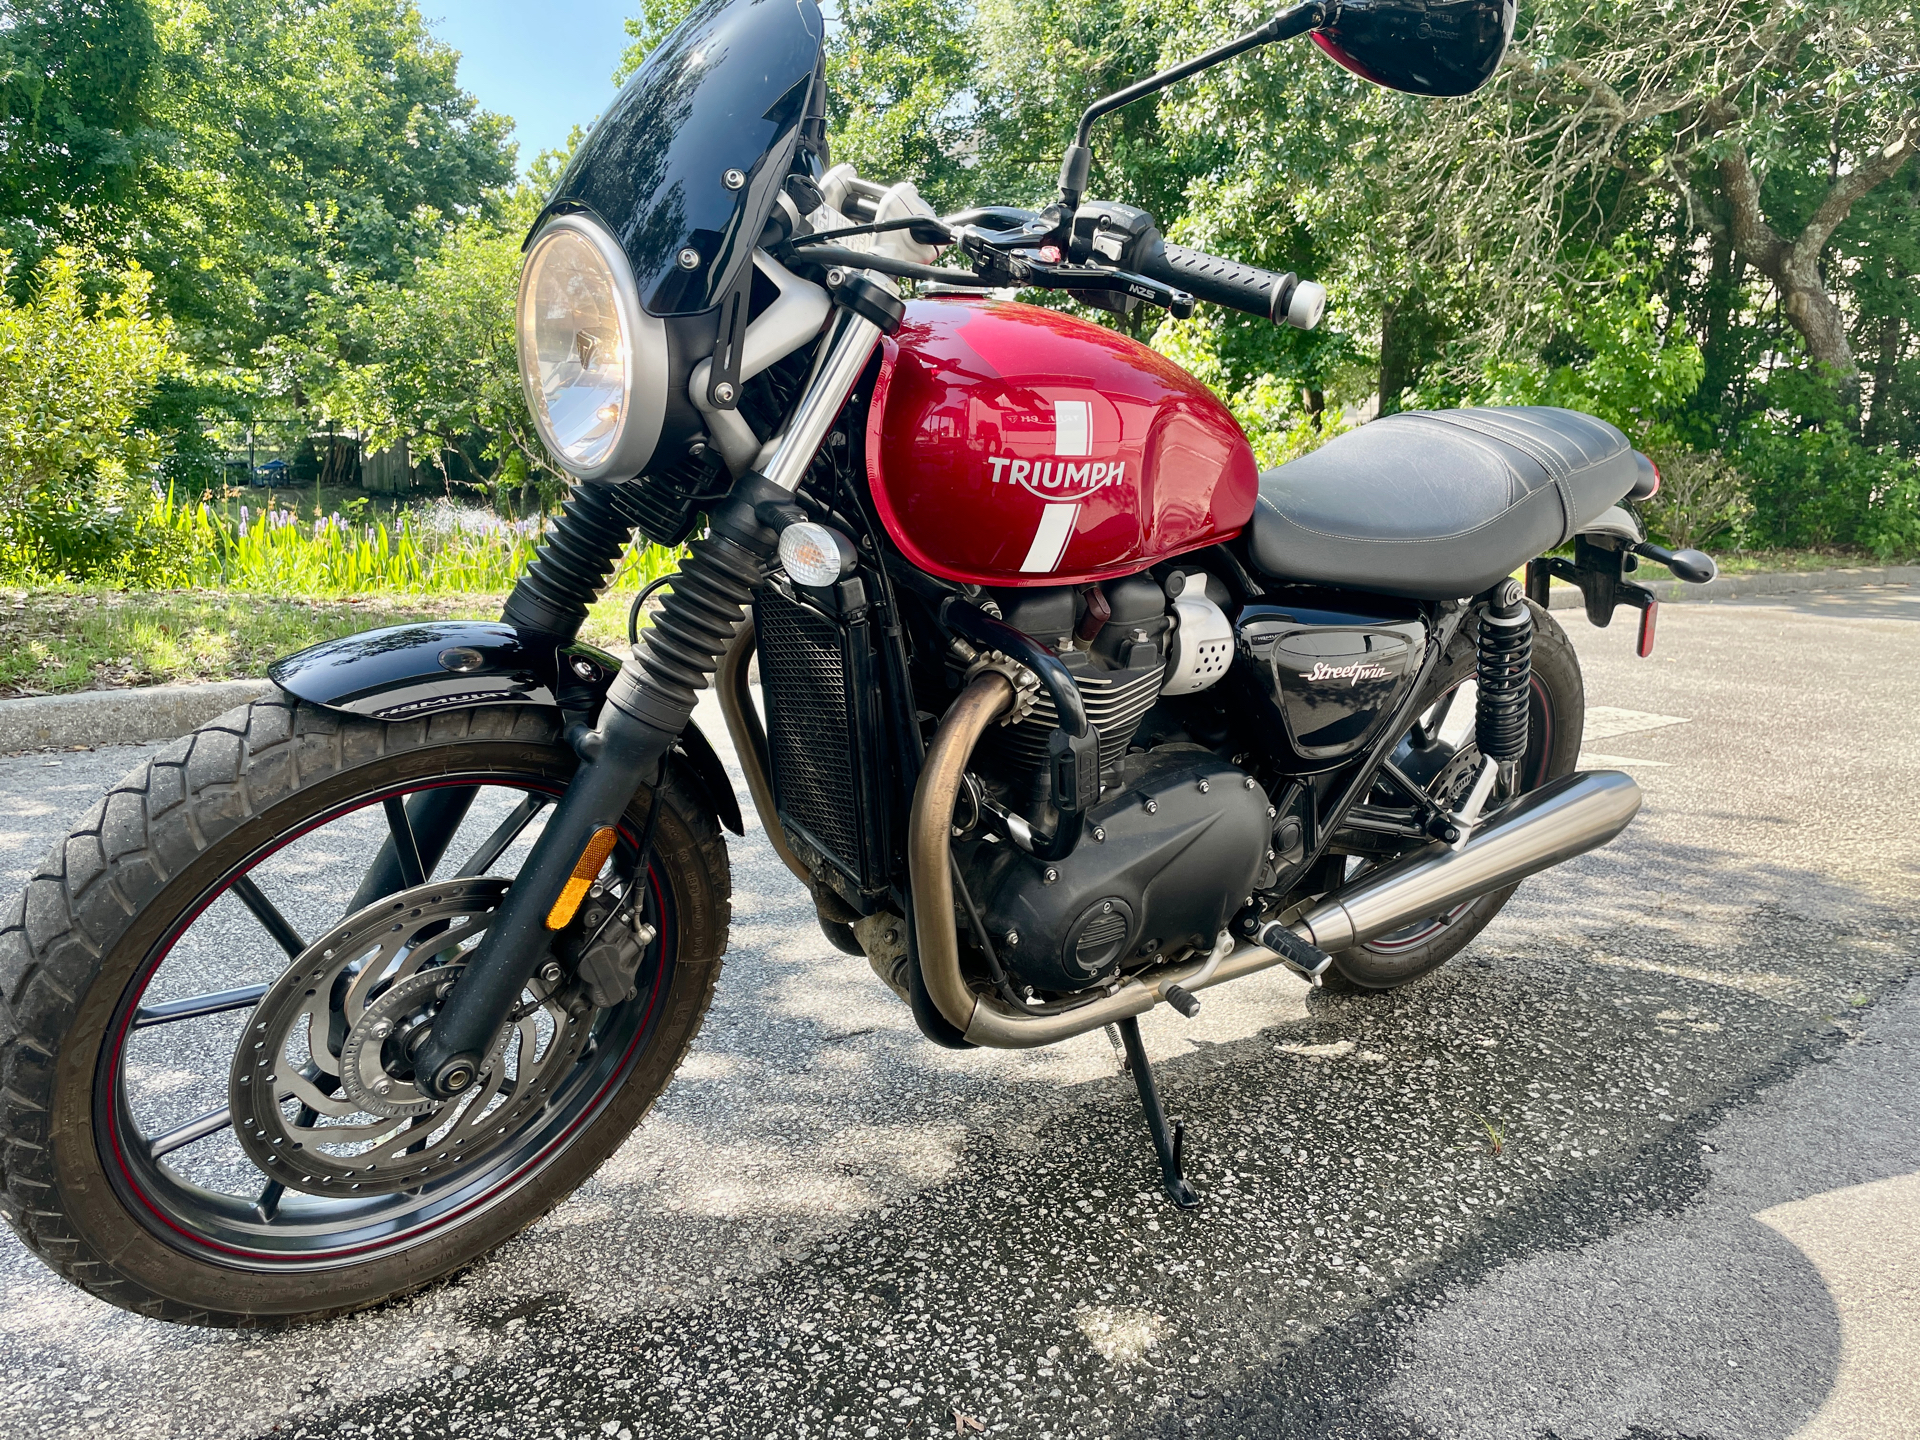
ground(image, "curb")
xmin=0 ymin=679 xmax=273 ymax=753
xmin=1546 ymin=564 xmax=1919 ymax=610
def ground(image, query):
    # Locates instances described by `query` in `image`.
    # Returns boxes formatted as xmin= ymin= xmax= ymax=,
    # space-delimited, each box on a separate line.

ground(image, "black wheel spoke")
xmin=454 ymin=794 xmax=547 ymax=878
xmin=349 ymin=787 xmax=481 ymax=911
xmin=133 ymin=982 xmax=269 ymax=1029
xmin=230 ymin=873 xmax=307 ymax=959
xmin=148 ymin=1105 xmax=233 ymax=1160
xmin=250 ymin=1104 xmax=315 ymax=1222
xmin=104 ymin=762 xmax=672 ymax=1270
xmin=384 ymin=795 xmax=428 ymax=888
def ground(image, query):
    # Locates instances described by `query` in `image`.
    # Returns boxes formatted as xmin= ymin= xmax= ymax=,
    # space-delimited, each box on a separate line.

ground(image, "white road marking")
xmin=1578 ymin=752 xmax=1674 ymax=768
xmin=1020 ymin=503 xmax=1080 ymax=573
xmin=1760 ymin=1172 xmax=1920 ymax=1439
xmin=1053 ymin=400 xmax=1091 ymax=457
xmin=1584 ymin=705 xmax=1691 ymax=740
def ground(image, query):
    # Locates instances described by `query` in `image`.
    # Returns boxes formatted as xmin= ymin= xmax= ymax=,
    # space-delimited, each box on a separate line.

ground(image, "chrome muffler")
xmin=909 ymin=674 xmax=1642 ymax=1049
xmin=1289 ymin=768 xmax=1643 ymax=952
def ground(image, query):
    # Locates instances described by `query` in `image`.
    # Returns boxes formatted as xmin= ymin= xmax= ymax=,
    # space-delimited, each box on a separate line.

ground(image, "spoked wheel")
xmin=1320 ymin=601 xmax=1584 ymax=992
xmin=0 ymin=698 xmax=728 ymax=1324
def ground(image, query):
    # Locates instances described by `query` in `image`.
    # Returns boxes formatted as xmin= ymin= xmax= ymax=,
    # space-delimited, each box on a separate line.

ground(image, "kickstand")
xmin=1114 ymin=1015 xmax=1199 ymax=1209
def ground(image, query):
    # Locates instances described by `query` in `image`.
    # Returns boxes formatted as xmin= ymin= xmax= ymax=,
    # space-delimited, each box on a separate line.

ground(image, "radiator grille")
xmin=754 ymin=590 xmax=864 ymax=882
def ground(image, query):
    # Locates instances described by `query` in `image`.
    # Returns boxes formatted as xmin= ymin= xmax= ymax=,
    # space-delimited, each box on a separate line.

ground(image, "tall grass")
xmin=7 ymin=486 xmax=686 ymax=597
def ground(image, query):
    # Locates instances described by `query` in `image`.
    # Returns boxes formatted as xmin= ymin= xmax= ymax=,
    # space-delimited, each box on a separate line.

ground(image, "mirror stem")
xmin=1059 ymin=1 xmax=1327 ymax=206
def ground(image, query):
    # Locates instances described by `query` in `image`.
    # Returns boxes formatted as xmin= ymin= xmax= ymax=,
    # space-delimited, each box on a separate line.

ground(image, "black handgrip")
xmin=1140 ymin=240 xmax=1324 ymax=329
xmin=1144 ymin=241 xmax=1282 ymax=316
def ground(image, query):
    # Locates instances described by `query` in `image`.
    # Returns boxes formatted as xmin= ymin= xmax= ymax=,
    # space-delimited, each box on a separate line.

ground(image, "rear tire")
xmin=0 ymin=696 xmax=730 ymax=1326
xmin=1320 ymin=600 xmax=1583 ymax=993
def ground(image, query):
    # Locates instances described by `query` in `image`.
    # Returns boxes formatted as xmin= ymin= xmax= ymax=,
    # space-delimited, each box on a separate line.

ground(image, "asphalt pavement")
xmin=0 ymin=584 xmax=1916 ymax=1440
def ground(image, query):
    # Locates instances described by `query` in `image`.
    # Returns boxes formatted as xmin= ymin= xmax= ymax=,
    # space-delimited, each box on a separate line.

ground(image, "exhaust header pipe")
xmin=909 ymin=676 xmax=1641 ymax=1049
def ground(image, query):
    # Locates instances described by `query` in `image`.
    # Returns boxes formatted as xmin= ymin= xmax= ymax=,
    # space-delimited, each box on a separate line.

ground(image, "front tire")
xmin=0 ymin=696 xmax=729 ymax=1326
xmin=1320 ymin=600 xmax=1584 ymax=992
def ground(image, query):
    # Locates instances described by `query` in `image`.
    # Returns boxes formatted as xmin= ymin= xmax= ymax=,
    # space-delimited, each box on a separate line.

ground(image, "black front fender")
xmin=268 ymin=620 xmax=743 ymax=835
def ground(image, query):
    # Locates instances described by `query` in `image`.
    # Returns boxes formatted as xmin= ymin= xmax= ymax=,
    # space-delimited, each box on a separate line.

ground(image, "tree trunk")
xmin=1696 ymin=231 xmax=1743 ymax=416
xmin=1778 ymin=253 xmax=1859 ymax=402
xmin=1715 ymin=114 xmax=1919 ymax=418
xmin=1378 ymin=287 xmax=1435 ymax=418
xmin=1864 ymin=310 xmax=1905 ymax=446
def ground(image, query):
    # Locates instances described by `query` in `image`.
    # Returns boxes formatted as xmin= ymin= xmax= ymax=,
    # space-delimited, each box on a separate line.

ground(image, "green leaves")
xmin=0 ymin=249 xmax=178 ymax=508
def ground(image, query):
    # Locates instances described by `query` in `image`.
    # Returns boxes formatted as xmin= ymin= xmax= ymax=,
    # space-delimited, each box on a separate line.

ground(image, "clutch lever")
xmin=955 ymin=235 xmax=1196 ymax=317
xmin=1021 ymin=263 xmax=1196 ymax=318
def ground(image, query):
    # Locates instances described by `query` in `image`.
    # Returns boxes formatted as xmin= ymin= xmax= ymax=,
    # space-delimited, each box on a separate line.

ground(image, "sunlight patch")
xmin=1589 ymin=952 xmax=1800 ymax=998
xmin=1074 ymin=1304 xmax=1167 ymax=1364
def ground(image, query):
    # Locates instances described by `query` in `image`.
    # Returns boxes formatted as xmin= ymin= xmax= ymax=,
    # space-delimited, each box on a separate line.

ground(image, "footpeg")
xmin=1163 ymin=983 xmax=1201 ymax=1018
xmin=1115 ymin=1015 xmax=1199 ymax=1207
xmin=1257 ymin=921 xmax=1333 ymax=987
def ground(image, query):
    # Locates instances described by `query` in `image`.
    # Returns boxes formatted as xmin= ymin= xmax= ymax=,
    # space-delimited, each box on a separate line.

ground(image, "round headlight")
xmin=516 ymin=214 xmax=664 ymax=481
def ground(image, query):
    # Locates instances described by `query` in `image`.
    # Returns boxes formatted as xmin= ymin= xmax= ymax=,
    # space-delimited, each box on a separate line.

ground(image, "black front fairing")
xmin=545 ymin=0 xmax=824 ymax=317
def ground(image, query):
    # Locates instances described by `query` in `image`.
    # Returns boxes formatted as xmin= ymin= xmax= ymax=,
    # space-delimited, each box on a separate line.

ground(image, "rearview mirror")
xmin=1311 ymin=0 xmax=1515 ymax=97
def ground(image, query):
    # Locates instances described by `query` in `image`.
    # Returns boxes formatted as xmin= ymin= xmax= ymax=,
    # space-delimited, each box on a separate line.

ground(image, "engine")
xmin=955 ymin=567 xmax=1260 ymax=997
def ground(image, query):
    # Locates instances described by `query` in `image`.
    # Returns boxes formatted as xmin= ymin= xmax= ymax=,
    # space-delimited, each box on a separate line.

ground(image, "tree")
xmin=613 ymin=0 xmax=697 ymax=87
xmin=139 ymin=0 xmax=516 ymax=370
xmin=0 ymin=0 xmax=159 ymax=264
xmin=301 ymin=190 xmax=556 ymax=503
xmin=1386 ymin=0 xmax=1920 ymax=409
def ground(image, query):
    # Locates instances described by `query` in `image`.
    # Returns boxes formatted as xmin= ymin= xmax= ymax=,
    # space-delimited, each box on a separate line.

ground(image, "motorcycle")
xmin=0 ymin=0 xmax=1717 ymax=1326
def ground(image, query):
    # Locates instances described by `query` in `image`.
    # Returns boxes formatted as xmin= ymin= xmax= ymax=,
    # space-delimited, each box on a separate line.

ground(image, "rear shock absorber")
xmin=1475 ymin=577 xmax=1534 ymax=789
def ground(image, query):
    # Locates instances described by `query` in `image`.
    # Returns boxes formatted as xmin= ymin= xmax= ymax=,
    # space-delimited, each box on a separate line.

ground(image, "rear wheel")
xmin=0 ymin=697 xmax=729 ymax=1325
xmin=1320 ymin=601 xmax=1583 ymax=992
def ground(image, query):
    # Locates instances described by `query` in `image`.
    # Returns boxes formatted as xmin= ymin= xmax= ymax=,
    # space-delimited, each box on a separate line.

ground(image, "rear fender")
xmin=268 ymin=620 xmax=743 ymax=835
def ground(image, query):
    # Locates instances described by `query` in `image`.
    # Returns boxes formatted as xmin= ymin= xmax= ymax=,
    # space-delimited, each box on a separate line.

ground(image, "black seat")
xmin=1250 ymin=406 xmax=1637 ymax=601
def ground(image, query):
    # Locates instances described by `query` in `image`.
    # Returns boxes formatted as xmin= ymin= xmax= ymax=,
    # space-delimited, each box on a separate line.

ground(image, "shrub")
xmin=1732 ymin=420 xmax=1920 ymax=557
xmin=0 ymin=249 xmax=183 ymax=574
xmin=1642 ymin=449 xmax=1755 ymax=551
xmin=0 ymin=250 xmax=177 ymax=506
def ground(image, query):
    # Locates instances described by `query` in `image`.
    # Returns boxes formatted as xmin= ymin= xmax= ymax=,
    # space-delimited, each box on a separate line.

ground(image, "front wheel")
xmin=0 ymin=697 xmax=729 ymax=1325
xmin=1320 ymin=600 xmax=1584 ymax=992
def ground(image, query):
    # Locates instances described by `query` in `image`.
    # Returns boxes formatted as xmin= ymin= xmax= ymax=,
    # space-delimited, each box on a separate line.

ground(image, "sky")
xmin=423 ymin=0 xmax=636 ymax=172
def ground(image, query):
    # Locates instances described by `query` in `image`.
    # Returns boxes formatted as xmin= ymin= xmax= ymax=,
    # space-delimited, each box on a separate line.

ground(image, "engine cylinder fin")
xmin=992 ymin=665 xmax=1163 ymax=773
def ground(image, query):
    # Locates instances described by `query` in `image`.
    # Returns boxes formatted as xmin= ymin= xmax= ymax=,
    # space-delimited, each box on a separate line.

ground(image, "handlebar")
xmin=1139 ymin=240 xmax=1325 ymax=330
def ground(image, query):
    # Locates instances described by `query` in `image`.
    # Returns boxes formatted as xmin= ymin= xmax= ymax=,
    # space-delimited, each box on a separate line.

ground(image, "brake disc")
xmin=228 ymin=877 xmax=589 ymax=1198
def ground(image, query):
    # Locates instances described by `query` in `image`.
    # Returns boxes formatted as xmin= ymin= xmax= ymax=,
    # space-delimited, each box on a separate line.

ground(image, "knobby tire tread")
xmin=0 ymin=695 xmax=730 ymax=1327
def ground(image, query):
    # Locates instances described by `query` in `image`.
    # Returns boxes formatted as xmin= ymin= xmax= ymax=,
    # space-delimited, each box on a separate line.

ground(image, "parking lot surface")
xmin=1 ymin=585 xmax=1916 ymax=1440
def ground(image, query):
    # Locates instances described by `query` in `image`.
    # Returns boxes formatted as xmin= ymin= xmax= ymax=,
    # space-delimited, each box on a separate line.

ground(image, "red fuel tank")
xmin=864 ymin=298 xmax=1258 ymax=587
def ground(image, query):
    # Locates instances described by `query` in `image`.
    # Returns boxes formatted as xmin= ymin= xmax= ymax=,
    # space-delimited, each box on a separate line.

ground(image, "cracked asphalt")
xmin=1 ymin=583 xmax=1916 ymax=1440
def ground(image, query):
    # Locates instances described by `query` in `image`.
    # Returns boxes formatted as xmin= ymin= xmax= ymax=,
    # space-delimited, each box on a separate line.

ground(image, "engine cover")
xmin=965 ymin=748 xmax=1270 ymax=996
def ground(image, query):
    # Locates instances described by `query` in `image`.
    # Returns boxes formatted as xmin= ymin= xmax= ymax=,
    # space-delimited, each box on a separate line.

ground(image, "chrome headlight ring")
xmin=516 ymin=211 xmax=669 ymax=482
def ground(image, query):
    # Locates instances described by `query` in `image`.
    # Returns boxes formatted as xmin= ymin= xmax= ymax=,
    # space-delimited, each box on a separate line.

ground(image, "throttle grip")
xmin=1142 ymin=241 xmax=1324 ymax=330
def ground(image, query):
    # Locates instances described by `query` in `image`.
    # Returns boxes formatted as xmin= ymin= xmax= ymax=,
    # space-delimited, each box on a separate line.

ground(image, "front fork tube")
xmin=412 ymin=307 xmax=885 ymax=1100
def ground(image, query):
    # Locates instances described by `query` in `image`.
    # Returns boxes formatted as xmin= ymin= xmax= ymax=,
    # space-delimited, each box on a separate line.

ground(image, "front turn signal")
xmin=546 ymin=826 xmax=619 ymax=930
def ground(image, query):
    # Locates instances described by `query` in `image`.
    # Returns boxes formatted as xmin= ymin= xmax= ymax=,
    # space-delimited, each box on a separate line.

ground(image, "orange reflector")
xmin=546 ymin=826 xmax=619 ymax=930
